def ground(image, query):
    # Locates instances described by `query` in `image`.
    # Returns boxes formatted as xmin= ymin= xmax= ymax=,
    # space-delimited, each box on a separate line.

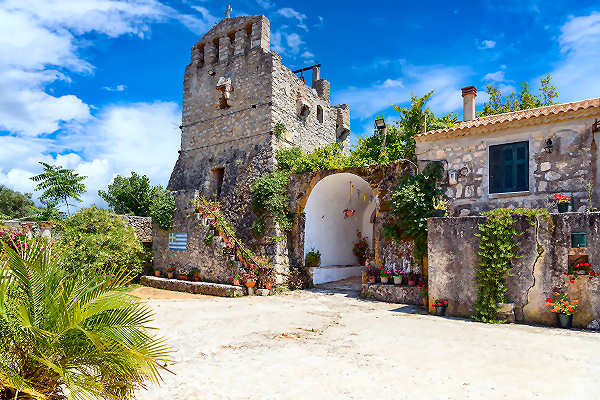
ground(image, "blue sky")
xmin=1 ymin=0 xmax=599 ymax=208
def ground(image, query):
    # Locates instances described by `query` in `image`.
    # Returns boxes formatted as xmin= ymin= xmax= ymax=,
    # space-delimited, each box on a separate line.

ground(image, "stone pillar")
xmin=311 ymin=65 xmax=320 ymax=88
xmin=204 ymin=42 xmax=217 ymax=64
xmin=251 ymin=16 xmax=270 ymax=51
xmin=191 ymin=44 xmax=203 ymax=66
xmin=234 ymin=29 xmax=248 ymax=56
xmin=219 ymin=36 xmax=232 ymax=63
xmin=314 ymin=79 xmax=330 ymax=103
xmin=461 ymin=86 xmax=477 ymax=122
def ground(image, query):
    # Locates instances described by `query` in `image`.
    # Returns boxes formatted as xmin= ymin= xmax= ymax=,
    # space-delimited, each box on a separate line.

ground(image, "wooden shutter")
xmin=489 ymin=141 xmax=529 ymax=194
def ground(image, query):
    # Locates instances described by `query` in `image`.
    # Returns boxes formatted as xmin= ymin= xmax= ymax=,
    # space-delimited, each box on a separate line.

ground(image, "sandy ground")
xmin=132 ymin=286 xmax=600 ymax=400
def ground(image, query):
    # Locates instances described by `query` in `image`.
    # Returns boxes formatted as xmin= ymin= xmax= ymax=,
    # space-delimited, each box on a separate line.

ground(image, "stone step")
xmin=141 ymin=276 xmax=247 ymax=297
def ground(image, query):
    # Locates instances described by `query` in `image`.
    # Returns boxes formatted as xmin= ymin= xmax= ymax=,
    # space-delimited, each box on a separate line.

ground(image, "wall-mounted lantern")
xmin=448 ymin=170 xmax=458 ymax=185
xmin=544 ymin=138 xmax=554 ymax=154
xmin=571 ymin=232 xmax=588 ymax=248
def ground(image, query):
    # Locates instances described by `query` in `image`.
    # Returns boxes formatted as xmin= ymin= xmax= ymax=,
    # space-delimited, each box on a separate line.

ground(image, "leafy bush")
xmin=149 ymin=188 xmax=175 ymax=230
xmin=304 ymin=248 xmax=321 ymax=268
xmin=0 ymin=238 xmax=169 ymax=400
xmin=388 ymin=162 xmax=443 ymax=262
xmin=55 ymin=206 xmax=149 ymax=277
xmin=99 ymin=172 xmax=161 ymax=216
xmin=250 ymin=170 xmax=294 ymax=232
xmin=275 ymin=147 xmax=303 ymax=172
xmin=0 ymin=185 xmax=35 ymax=219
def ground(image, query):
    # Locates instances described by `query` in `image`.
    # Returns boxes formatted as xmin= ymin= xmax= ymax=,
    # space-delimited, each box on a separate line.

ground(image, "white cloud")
xmin=277 ymin=7 xmax=306 ymax=23
xmin=103 ymin=84 xmax=126 ymax=92
xmin=552 ymin=11 xmax=600 ymax=101
xmin=336 ymin=63 xmax=470 ymax=120
xmin=0 ymin=102 xmax=181 ymax=207
xmin=286 ymin=33 xmax=304 ymax=54
xmin=301 ymin=50 xmax=314 ymax=59
xmin=256 ymin=0 xmax=274 ymax=9
xmin=483 ymin=71 xmax=505 ymax=82
xmin=479 ymin=40 xmax=496 ymax=49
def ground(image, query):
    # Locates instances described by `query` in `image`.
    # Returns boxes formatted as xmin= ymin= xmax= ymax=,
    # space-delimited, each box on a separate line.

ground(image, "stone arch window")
xmin=317 ymin=105 xmax=323 ymax=123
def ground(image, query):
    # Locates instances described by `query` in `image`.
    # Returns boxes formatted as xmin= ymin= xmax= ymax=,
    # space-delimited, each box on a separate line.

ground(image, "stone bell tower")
xmin=168 ymin=14 xmax=350 ymax=238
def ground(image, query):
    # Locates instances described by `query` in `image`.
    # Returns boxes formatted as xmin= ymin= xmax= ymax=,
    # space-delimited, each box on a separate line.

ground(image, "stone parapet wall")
xmin=428 ymin=213 xmax=600 ymax=327
xmin=361 ymin=284 xmax=423 ymax=306
xmin=141 ymin=276 xmax=246 ymax=297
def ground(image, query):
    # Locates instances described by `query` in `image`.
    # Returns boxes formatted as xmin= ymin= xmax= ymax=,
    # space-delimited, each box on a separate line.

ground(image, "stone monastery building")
xmin=149 ymin=14 xmax=600 ymax=329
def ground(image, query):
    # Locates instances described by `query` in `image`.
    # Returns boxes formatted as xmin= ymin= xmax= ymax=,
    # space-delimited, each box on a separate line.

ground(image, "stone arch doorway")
xmin=303 ymin=172 xmax=376 ymax=285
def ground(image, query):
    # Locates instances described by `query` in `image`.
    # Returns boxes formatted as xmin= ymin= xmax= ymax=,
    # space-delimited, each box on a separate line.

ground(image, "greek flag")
xmin=168 ymin=233 xmax=187 ymax=251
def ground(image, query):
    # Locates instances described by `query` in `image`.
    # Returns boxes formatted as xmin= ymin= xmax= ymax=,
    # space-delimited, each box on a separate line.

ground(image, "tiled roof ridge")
xmin=417 ymin=97 xmax=600 ymax=139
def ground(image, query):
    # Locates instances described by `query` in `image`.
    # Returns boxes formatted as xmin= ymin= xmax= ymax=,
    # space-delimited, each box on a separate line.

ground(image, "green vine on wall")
xmin=473 ymin=208 xmax=552 ymax=323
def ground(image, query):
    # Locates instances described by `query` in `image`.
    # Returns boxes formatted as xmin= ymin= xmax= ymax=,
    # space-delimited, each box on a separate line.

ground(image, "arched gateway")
xmin=303 ymin=173 xmax=376 ymax=285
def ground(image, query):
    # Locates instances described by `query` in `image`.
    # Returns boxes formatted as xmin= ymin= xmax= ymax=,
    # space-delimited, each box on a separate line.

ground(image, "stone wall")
xmin=152 ymin=190 xmax=234 ymax=283
xmin=416 ymin=115 xmax=600 ymax=216
xmin=428 ymin=213 xmax=600 ymax=328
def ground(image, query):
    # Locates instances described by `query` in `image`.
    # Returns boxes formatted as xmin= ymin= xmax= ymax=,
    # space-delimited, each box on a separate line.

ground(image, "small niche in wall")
xmin=211 ymin=167 xmax=225 ymax=197
xmin=317 ymin=105 xmax=323 ymax=123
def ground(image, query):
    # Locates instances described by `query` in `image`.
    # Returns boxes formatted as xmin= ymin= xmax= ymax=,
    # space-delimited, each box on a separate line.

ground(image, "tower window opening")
xmin=317 ymin=105 xmax=323 ymax=123
xmin=211 ymin=167 xmax=225 ymax=197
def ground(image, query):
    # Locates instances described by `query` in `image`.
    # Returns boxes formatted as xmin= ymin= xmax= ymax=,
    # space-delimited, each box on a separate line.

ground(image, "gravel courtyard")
xmin=133 ymin=287 xmax=600 ymax=400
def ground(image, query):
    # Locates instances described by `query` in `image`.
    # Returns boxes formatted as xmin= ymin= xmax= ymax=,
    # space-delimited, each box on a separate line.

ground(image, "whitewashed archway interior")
xmin=303 ymin=173 xmax=376 ymax=285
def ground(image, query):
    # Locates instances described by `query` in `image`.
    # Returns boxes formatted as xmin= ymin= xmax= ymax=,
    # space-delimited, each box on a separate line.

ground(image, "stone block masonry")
xmin=428 ymin=213 xmax=600 ymax=328
xmin=141 ymin=276 xmax=247 ymax=297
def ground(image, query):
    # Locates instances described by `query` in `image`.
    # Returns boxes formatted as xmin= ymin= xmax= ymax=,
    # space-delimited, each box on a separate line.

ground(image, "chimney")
xmin=311 ymin=65 xmax=320 ymax=88
xmin=461 ymin=86 xmax=477 ymax=122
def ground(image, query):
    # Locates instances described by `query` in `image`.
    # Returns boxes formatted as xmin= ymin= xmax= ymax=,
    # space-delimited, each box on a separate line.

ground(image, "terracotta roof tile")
xmin=417 ymin=97 xmax=600 ymax=140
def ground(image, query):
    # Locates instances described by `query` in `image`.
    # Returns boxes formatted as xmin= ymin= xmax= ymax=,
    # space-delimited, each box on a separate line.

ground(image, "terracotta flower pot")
xmin=154 ymin=270 xmax=161 ymax=277
xmin=194 ymin=277 xmax=200 ymax=282
xmin=178 ymin=275 xmax=188 ymax=281
xmin=408 ymin=279 xmax=416 ymax=287
xmin=233 ymin=278 xmax=241 ymax=286
xmin=265 ymin=281 xmax=273 ymax=290
xmin=167 ymin=272 xmax=174 ymax=279
xmin=245 ymin=280 xmax=256 ymax=288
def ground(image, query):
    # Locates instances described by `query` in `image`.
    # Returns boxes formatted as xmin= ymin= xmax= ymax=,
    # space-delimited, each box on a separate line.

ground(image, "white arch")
xmin=304 ymin=173 xmax=376 ymax=283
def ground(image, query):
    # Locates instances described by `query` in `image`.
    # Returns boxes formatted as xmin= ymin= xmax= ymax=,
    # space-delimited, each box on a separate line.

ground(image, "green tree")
xmin=30 ymin=162 xmax=87 ymax=216
xmin=99 ymin=172 xmax=158 ymax=216
xmin=55 ymin=206 xmax=149 ymax=277
xmin=148 ymin=188 xmax=175 ymax=231
xmin=0 ymin=185 xmax=35 ymax=219
xmin=0 ymin=238 xmax=169 ymax=400
xmin=350 ymin=91 xmax=458 ymax=165
xmin=479 ymin=74 xmax=558 ymax=117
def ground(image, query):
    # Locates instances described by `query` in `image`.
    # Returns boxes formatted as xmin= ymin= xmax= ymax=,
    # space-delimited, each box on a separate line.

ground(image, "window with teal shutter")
xmin=489 ymin=141 xmax=529 ymax=193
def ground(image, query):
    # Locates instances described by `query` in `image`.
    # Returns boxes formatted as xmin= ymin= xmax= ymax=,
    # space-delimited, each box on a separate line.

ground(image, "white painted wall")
xmin=304 ymin=173 xmax=376 ymax=266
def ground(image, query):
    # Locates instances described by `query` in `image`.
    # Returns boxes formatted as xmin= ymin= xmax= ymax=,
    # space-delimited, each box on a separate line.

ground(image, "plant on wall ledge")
xmin=273 ymin=121 xmax=286 ymax=140
xmin=352 ymin=230 xmax=369 ymax=265
xmin=149 ymin=188 xmax=175 ymax=230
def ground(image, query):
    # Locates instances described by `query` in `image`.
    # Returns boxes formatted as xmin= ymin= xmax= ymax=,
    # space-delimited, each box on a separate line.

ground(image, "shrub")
xmin=304 ymin=248 xmax=321 ymax=268
xmin=250 ymin=170 xmax=294 ymax=232
xmin=0 ymin=238 xmax=169 ymax=400
xmin=54 ymin=206 xmax=149 ymax=278
xmin=149 ymin=188 xmax=175 ymax=230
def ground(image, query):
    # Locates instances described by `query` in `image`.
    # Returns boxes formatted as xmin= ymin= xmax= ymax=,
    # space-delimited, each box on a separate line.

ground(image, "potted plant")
xmin=244 ymin=268 xmax=257 ymax=288
xmin=366 ymin=265 xmax=377 ymax=283
xmin=305 ymin=248 xmax=321 ymax=268
xmin=189 ymin=267 xmax=200 ymax=282
xmin=229 ymin=272 xmax=242 ymax=286
xmin=379 ymin=268 xmax=391 ymax=284
xmin=352 ymin=231 xmax=369 ymax=266
xmin=392 ymin=267 xmax=403 ymax=285
xmin=433 ymin=298 xmax=448 ymax=316
xmin=407 ymin=272 xmax=417 ymax=287
xmin=153 ymin=269 xmax=161 ymax=277
xmin=258 ymin=266 xmax=275 ymax=290
xmin=565 ymin=262 xmax=597 ymax=283
xmin=166 ymin=264 xmax=176 ymax=279
xmin=553 ymin=192 xmax=571 ymax=213
xmin=545 ymin=292 xmax=579 ymax=328
xmin=432 ymin=196 xmax=449 ymax=217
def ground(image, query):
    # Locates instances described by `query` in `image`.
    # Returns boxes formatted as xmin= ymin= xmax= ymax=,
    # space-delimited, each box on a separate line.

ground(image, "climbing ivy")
xmin=388 ymin=162 xmax=443 ymax=263
xmin=250 ymin=170 xmax=294 ymax=233
xmin=472 ymin=208 xmax=552 ymax=323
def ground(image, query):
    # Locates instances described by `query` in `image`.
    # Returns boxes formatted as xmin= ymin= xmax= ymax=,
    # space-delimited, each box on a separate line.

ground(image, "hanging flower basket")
xmin=343 ymin=209 xmax=355 ymax=218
